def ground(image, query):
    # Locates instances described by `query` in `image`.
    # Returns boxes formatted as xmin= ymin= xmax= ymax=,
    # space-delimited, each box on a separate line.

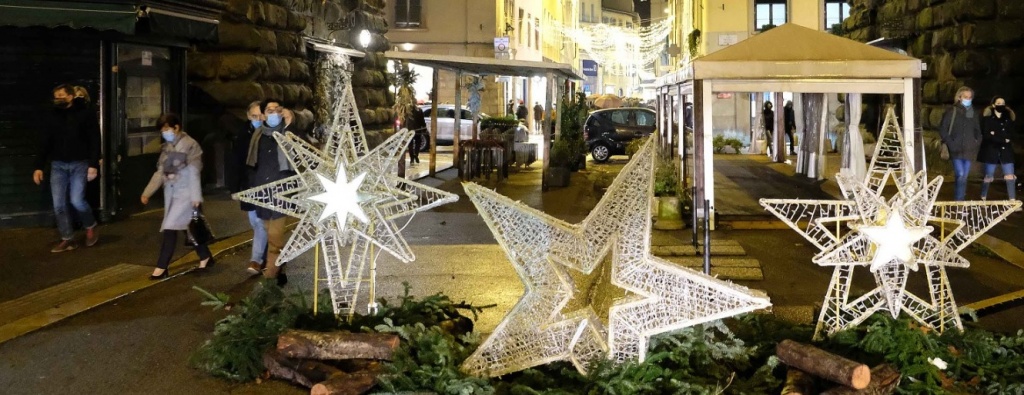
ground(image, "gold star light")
xmin=761 ymin=107 xmax=1020 ymax=339
xmin=234 ymin=59 xmax=457 ymax=315
xmin=461 ymin=141 xmax=770 ymax=377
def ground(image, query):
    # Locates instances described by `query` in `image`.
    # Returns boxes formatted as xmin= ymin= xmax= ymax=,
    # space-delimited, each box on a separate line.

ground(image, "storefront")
xmin=0 ymin=0 xmax=220 ymax=227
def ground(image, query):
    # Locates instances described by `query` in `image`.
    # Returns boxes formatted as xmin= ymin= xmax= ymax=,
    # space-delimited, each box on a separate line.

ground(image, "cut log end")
xmin=850 ymin=364 xmax=871 ymax=389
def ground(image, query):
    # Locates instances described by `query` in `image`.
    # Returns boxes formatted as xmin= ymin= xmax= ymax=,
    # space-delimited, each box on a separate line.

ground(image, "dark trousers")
xmin=409 ymin=134 xmax=420 ymax=163
xmin=156 ymin=230 xmax=212 ymax=269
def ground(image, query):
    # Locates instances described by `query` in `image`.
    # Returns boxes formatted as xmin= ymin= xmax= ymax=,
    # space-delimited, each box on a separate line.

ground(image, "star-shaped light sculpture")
xmin=761 ymin=107 xmax=1020 ymax=339
xmin=234 ymin=60 xmax=457 ymax=315
xmin=461 ymin=140 xmax=770 ymax=377
xmin=855 ymin=206 xmax=932 ymax=272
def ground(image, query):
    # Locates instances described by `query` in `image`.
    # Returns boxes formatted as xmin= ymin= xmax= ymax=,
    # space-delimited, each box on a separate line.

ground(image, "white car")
xmin=420 ymin=105 xmax=488 ymax=145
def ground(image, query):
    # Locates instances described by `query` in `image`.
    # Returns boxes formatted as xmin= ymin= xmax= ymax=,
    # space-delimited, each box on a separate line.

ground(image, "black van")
xmin=583 ymin=108 xmax=657 ymax=162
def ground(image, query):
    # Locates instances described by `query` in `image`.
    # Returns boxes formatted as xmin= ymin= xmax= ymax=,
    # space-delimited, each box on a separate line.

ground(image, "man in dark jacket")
xmin=516 ymin=102 xmax=528 ymax=121
xmin=533 ymin=102 xmax=544 ymax=132
xmin=231 ymin=101 xmax=268 ymax=275
xmin=784 ymin=100 xmax=796 ymax=155
xmin=33 ymin=84 xmax=100 ymax=252
xmin=939 ymin=86 xmax=982 ymax=201
xmin=246 ymin=98 xmax=297 ymax=286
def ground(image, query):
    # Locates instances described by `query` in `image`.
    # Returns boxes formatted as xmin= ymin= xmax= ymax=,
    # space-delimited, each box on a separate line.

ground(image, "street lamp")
xmin=358 ymin=29 xmax=371 ymax=49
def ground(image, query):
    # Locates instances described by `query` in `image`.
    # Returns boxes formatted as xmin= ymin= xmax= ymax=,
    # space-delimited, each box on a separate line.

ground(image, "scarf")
xmin=245 ymin=123 xmax=292 ymax=171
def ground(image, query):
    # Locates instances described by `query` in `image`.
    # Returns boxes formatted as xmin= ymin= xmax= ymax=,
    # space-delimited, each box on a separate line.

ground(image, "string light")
xmin=557 ymin=17 xmax=673 ymax=76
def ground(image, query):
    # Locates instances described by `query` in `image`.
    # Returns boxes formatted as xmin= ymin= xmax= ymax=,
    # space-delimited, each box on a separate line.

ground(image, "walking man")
xmin=34 ymin=84 xmax=100 ymax=252
xmin=533 ymin=102 xmax=544 ymax=132
xmin=246 ymin=99 xmax=297 ymax=286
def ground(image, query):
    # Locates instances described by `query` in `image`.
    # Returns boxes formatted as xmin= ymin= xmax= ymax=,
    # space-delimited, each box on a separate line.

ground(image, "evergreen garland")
xmin=193 ymin=284 xmax=1024 ymax=394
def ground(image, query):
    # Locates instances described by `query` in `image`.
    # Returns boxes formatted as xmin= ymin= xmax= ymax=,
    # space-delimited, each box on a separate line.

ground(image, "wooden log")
xmin=776 ymin=339 xmax=871 ymax=390
xmin=781 ymin=368 xmax=816 ymax=395
xmin=262 ymin=350 xmax=344 ymax=388
xmin=310 ymin=362 xmax=381 ymax=395
xmin=820 ymin=364 xmax=901 ymax=395
xmin=277 ymin=330 xmax=399 ymax=361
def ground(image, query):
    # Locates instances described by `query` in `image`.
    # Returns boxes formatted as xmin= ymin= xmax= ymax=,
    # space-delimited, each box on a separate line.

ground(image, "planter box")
xmin=653 ymin=196 xmax=685 ymax=230
xmin=546 ymin=167 xmax=571 ymax=188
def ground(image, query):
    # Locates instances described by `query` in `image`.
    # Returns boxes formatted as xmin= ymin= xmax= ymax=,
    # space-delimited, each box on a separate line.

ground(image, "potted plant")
xmin=546 ymin=139 xmax=572 ymax=187
xmin=653 ymin=158 xmax=685 ymax=230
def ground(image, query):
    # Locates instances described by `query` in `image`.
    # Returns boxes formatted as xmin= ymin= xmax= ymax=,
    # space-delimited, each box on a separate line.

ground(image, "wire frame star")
xmin=761 ymin=106 xmax=1020 ymax=339
xmin=461 ymin=140 xmax=770 ymax=377
xmin=234 ymin=57 xmax=457 ymax=315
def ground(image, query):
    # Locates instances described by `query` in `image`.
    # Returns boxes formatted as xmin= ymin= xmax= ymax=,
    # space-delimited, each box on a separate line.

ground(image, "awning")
xmin=0 ymin=0 xmax=137 ymax=34
xmin=138 ymin=6 xmax=218 ymax=42
xmin=385 ymin=51 xmax=585 ymax=81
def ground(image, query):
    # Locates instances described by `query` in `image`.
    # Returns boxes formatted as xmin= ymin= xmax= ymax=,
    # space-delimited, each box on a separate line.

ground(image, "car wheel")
xmin=591 ymin=144 xmax=611 ymax=163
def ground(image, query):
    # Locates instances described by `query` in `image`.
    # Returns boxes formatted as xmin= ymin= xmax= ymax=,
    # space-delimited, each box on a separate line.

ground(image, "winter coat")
xmin=763 ymin=108 xmax=775 ymax=132
xmin=784 ymin=106 xmax=796 ymax=132
xmin=533 ymin=104 xmax=544 ymax=122
xmin=939 ymin=104 xmax=982 ymax=161
xmin=248 ymin=122 xmax=303 ymax=221
xmin=229 ymin=125 xmax=259 ymax=211
xmin=142 ymin=133 xmax=203 ymax=231
xmin=978 ymin=107 xmax=1016 ymax=165
xmin=35 ymin=99 xmax=101 ymax=169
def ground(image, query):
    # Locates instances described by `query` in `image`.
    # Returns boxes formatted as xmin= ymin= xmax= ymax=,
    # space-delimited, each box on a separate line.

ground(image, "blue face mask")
xmin=250 ymin=119 xmax=262 ymax=129
xmin=266 ymin=113 xmax=282 ymax=127
xmin=161 ymin=130 xmax=176 ymax=142
xmin=962 ymin=99 xmax=972 ymax=107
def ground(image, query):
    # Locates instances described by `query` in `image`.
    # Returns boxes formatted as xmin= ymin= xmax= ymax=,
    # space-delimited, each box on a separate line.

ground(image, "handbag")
xmin=940 ymin=109 xmax=955 ymax=160
xmin=185 ymin=207 xmax=215 ymax=247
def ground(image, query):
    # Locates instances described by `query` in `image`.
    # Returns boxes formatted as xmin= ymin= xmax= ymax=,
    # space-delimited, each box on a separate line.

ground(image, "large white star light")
xmin=761 ymin=107 xmax=1020 ymax=339
xmin=461 ymin=140 xmax=770 ymax=377
xmin=234 ymin=66 xmax=457 ymax=315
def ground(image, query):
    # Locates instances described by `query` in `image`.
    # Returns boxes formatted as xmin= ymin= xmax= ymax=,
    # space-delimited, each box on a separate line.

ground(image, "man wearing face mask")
xmin=230 ymin=101 xmax=268 ymax=275
xmin=33 ymin=84 xmax=101 ymax=252
xmin=245 ymin=99 xmax=298 ymax=286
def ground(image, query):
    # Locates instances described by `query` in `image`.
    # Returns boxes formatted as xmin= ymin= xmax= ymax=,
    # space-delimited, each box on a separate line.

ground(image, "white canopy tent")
xmin=655 ymin=24 xmax=922 ymax=224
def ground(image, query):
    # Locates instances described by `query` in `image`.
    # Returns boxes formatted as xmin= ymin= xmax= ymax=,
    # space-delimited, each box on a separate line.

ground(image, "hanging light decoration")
xmin=558 ymin=17 xmax=673 ymax=76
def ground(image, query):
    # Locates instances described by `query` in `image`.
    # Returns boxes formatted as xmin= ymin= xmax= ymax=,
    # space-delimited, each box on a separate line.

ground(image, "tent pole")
xmin=429 ymin=69 xmax=439 ymax=177
xmin=454 ymin=71 xmax=462 ymax=177
xmin=774 ymin=91 xmax=786 ymax=163
xmin=903 ymin=77 xmax=917 ymax=178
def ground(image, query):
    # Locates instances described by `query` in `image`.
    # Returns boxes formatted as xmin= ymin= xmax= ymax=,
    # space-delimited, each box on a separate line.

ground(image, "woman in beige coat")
xmin=140 ymin=113 xmax=213 ymax=279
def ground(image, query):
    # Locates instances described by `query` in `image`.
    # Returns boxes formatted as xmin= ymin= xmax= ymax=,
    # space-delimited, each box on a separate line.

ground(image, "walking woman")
xmin=140 ymin=113 xmax=213 ymax=279
xmin=939 ymin=86 xmax=982 ymax=201
xmin=979 ymin=96 xmax=1017 ymax=201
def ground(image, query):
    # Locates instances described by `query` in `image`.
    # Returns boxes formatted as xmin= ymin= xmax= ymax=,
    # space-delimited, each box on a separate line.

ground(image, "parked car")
xmin=583 ymin=107 xmax=657 ymax=162
xmin=420 ymin=104 xmax=488 ymax=146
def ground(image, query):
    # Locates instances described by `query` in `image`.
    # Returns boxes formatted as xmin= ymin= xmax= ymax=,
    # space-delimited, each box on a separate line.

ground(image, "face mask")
xmin=995 ymin=105 xmax=1007 ymax=113
xmin=161 ymin=130 xmax=176 ymax=142
xmin=266 ymin=113 xmax=282 ymax=127
xmin=250 ymin=119 xmax=262 ymax=128
xmin=53 ymin=99 xmax=67 ymax=108
xmin=961 ymin=99 xmax=972 ymax=107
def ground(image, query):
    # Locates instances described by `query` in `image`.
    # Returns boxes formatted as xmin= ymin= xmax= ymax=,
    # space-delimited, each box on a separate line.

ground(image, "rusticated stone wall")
xmin=843 ymin=0 xmax=1024 ymax=133
xmin=186 ymin=0 xmax=393 ymax=186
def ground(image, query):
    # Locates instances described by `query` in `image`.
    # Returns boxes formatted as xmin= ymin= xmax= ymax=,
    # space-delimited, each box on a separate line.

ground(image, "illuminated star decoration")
xmin=761 ymin=107 xmax=1020 ymax=339
xmin=234 ymin=57 xmax=458 ymax=315
xmin=461 ymin=140 xmax=770 ymax=377
xmin=854 ymin=206 xmax=932 ymax=272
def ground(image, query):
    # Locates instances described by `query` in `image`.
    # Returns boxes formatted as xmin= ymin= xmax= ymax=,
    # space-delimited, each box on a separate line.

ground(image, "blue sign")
xmin=582 ymin=60 xmax=598 ymax=76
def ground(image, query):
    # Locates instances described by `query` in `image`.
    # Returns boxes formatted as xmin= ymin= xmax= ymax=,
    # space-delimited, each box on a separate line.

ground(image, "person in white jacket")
xmin=140 ymin=113 xmax=213 ymax=279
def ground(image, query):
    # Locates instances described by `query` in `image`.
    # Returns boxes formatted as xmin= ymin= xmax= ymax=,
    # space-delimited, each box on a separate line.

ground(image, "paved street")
xmin=1 ymin=152 xmax=1023 ymax=394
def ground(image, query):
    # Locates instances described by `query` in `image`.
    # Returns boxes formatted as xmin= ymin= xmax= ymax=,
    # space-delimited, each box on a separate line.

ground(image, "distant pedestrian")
xmin=939 ymin=86 xmax=982 ymax=201
xmin=978 ymin=96 xmax=1017 ymax=201
xmin=231 ymin=101 xmax=268 ymax=275
xmin=533 ymin=102 xmax=544 ymax=132
xmin=246 ymin=99 xmax=298 ymax=286
xmin=405 ymin=106 xmax=428 ymax=164
xmin=507 ymin=99 xmax=515 ymax=117
xmin=516 ymin=102 xmax=528 ymax=121
xmin=140 ymin=113 xmax=212 ymax=279
xmin=762 ymin=101 xmax=775 ymax=143
xmin=33 ymin=84 xmax=100 ymax=252
xmin=784 ymin=100 xmax=796 ymax=155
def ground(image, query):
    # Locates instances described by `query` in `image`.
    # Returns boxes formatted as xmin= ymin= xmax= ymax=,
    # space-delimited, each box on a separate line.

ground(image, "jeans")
xmin=50 ymin=160 xmax=96 ymax=240
xmin=951 ymin=159 xmax=972 ymax=201
xmin=247 ymin=210 xmax=268 ymax=264
xmin=981 ymin=162 xmax=1017 ymax=200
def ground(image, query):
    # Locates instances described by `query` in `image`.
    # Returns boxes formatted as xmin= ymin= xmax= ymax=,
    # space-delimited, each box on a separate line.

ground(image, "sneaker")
xmin=50 ymin=239 xmax=78 ymax=253
xmin=246 ymin=262 xmax=263 ymax=276
xmin=85 ymin=227 xmax=99 ymax=247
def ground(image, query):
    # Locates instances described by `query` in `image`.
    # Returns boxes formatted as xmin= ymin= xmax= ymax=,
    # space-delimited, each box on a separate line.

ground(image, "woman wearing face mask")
xmin=978 ymin=96 xmax=1018 ymax=201
xmin=939 ymin=86 xmax=982 ymax=201
xmin=140 ymin=113 xmax=213 ymax=279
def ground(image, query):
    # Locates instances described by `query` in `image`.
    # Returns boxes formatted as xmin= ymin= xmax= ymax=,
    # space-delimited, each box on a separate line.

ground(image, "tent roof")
xmin=385 ymin=51 xmax=584 ymax=80
xmin=691 ymin=23 xmax=921 ymax=79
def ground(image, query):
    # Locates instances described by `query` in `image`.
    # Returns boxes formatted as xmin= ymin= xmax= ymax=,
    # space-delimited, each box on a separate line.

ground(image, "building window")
xmin=754 ymin=0 xmax=786 ymax=31
xmin=394 ymin=0 xmax=421 ymax=28
xmin=535 ymin=18 xmax=540 ymax=49
xmin=518 ymin=8 xmax=524 ymax=44
xmin=824 ymin=0 xmax=850 ymax=31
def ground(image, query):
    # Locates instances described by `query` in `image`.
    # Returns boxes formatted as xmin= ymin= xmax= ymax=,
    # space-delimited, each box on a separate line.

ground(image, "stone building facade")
xmin=188 ymin=0 xmax=394 ymax=186
xmin=843 ymin=0 xmax=1024 ymax=133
